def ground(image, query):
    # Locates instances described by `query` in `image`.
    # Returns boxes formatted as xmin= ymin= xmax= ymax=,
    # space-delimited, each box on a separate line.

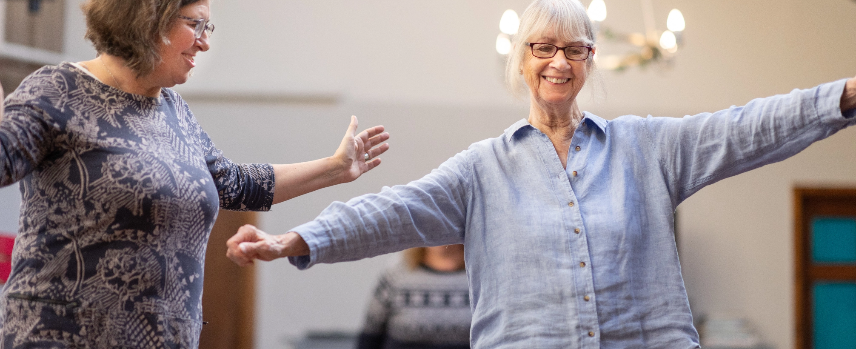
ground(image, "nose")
xmin=196 ymin=34 xmax=211 ymax=52
xmin=548 ymin=53 xmax=571 ymax=70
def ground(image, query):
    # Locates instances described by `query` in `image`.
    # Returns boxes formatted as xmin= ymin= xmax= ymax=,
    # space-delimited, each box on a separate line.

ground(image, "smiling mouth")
xmin=544 ymin=76 xmax=569 ymax=84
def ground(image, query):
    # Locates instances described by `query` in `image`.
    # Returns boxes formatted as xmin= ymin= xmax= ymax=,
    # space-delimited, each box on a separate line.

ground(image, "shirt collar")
xmin=503 ymin=111 xmax=609 ymax=142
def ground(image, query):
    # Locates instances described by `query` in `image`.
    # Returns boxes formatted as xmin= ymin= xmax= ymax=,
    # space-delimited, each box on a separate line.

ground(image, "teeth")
xmin=545 ymin=77 xmax=569 ymax=84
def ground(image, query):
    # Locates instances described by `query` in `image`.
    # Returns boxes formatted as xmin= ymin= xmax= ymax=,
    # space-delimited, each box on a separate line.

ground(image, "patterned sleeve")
xmin=357 ymin=271 xmax=394 ymax=349
xmin=172 ymin=92 xmax=275 ymax=211
xmin=0 ymin=68 xmax=62 ymax=187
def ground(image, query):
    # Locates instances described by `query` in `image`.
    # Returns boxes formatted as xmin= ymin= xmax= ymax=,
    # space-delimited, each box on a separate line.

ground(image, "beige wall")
xmin=2 ymin=0 xmax=856 ymax=348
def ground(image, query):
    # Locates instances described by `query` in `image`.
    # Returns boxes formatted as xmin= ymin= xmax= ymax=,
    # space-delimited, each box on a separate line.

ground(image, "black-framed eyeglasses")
xmin=527 ymin=42 xmax=592 ymax=61
xmin=178 ymin=15 xmax=215 ymax=39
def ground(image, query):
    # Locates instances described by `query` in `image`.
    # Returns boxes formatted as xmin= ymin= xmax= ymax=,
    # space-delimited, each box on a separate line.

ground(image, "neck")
xmin=527 ymin=101 xmax=582 ymax=140
xmin=527 ymin=101 xmax=583 ymax=169
xmin=422 ymin=248 xmax=465 ymax=272
xmin=83 ymin=55 xmax=161 ymax=98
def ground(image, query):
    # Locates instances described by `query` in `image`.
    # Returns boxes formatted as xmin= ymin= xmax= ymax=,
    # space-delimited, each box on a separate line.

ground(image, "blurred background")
xmin=2 ymin=0 xmax=856 ymax=348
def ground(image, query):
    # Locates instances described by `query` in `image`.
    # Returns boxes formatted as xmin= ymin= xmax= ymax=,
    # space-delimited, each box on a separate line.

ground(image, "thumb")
xmin=348 ymin=115 xmax=359 ymax=137
xmin=239 ymin=241 xmax=263 ymax=256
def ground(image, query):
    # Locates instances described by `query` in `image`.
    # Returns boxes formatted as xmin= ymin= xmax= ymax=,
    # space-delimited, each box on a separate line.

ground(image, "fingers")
xmin=357 ymin=125 xmax=390 ymax=162
xmin=364 ymin=142 xmax=390 ymax=161
xmin=226 ymin=224 xmax=265 ymax=267
xmin=364 ymin=157 xmax=382 ymax=172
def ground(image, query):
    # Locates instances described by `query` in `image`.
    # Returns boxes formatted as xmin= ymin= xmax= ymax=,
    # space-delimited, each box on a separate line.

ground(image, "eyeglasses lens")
xmin=194 ymin=20 xmax=214 ymax=39
xmin=531 ymin=44 xmax=589 ymax=61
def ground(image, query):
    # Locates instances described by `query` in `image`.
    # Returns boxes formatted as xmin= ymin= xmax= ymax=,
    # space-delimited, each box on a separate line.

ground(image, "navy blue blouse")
xmin=0 ymin=63 xmax=274 ymax=348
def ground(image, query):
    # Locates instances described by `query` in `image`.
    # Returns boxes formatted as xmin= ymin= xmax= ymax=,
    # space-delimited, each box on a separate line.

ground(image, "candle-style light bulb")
xmin=496 ymin=34 xmax=512 ymax=55
xmin=667 ymin=9 xmax=685 ymax=32
xmin=659 ymin=30 xmax=677 ymax=53
xmin=500 ymin=9 xmax=520 ymax=35
xmin=587 ymin=0 xmax=607 ymax=22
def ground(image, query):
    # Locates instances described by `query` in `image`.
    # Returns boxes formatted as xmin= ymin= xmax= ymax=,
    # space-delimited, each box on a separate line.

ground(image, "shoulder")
xmin=161 ymin=88 xmax=193 ymax=115
xmin=7 ymin=63 xmax=77 ymax=104
xmin=465 ymin=119 xmax=529 ymax=153
xmin=593 ymin=112 xmax=685 ymax=136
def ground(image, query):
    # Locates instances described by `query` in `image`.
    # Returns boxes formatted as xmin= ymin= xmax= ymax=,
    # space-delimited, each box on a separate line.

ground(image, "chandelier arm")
xmin=640 ymin=0 xmax=658 ymax=42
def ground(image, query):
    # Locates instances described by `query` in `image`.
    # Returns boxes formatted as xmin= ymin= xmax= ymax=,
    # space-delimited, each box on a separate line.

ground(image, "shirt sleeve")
xmin=644 ymin=78 xmax=856 ymax=203
xmin=0 ymin=74 xmax=61 ymax=188
xmin=174 ymin=93 xmax=275 ymax=212
xmin=288 ymin=150 xmax=472 ymax=269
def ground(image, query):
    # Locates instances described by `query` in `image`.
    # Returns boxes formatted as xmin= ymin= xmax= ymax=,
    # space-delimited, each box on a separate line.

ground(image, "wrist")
xmin=842 ymin=78 xmax=856 ymax=112
xmin=326 ymin=155 xmax=350 ymax=184
xmin=282 ymin=232 xmax=310 ymax=256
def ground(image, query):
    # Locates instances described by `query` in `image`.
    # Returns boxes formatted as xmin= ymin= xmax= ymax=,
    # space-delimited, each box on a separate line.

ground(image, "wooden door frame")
xmin=793 ymin=187 xmax=856 ymax=349
xmin=200 ymin=210 xmax=257 ymax=349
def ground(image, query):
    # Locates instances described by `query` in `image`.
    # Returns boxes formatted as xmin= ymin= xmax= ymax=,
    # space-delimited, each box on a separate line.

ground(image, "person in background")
xmin=0 ymin=0 xmax=389 ymax=347
xmin=226 ymin=0 xmax=856 ymax=347
xmin=357 ymin=244 xmax=470 ymax=349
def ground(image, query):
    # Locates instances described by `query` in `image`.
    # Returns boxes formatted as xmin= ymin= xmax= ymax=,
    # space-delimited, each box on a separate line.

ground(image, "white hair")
xmin=504 ymin=0 xmax=598 ymax=99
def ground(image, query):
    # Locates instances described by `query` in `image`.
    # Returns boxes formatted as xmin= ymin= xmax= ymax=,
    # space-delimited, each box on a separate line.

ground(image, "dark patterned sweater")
xmin=357 ymin=264 xmax=472 ymax=349
xmin=0 ymin=63 xmax=274 ymax=348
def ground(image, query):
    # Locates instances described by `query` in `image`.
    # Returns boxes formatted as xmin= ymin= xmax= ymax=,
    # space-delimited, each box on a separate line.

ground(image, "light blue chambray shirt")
xmin=289 ymin=79 xmax=856 ymax=348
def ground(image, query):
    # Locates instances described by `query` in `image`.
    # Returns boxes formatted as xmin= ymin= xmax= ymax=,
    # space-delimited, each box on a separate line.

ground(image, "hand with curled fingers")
xmin=335 ymin=115 xmax=390 ymax=183
xmin=226 ymin=224 xmax=309 ymax=266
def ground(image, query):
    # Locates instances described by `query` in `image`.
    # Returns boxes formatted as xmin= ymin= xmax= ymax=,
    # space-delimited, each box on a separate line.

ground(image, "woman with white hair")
xmin=227 ymin=0 xmax=856 ymax=347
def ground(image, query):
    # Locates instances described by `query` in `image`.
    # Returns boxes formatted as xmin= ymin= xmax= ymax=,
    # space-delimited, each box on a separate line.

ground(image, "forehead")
xmin=181 ymin=0 xmax=211 ymax=15
xmin=528 ymin=28 xmax=586 ymax=45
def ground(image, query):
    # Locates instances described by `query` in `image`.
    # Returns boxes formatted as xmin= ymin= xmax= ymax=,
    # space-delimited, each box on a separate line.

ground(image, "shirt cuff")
xmin=814 ymin=78 xmax=856 ymax=126
xmin=286 ymin=220 xmax=327 ymax=270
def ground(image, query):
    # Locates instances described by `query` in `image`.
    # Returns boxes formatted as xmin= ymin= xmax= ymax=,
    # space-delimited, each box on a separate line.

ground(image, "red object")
xmin=0 ymin=232 xmax=15 ymax=283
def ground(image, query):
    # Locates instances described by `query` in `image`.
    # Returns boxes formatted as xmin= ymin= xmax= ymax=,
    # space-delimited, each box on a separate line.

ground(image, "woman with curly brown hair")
xmin=0 ymin=0 xmax=389 ymax=347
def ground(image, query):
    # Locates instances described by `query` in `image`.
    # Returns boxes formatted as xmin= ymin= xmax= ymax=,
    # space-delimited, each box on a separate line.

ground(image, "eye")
xmin=566 ymin=47 xmax=585 ymax=55
xmin=535 ymin=44 xmax=554 ymax=53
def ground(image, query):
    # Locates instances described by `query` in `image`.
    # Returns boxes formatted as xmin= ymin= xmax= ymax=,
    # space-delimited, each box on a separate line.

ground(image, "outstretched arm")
xmin=841 ymin=75 xmax=856 ymax=112
xmin=226 ymin=224 xmax=308 ymax=266
xmin=272 ymin=115 xmax=390 ymax=204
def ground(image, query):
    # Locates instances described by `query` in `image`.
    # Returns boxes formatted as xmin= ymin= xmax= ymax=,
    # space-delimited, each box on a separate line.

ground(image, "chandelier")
xmin=496 ymin=0 xmax=686 ymax=72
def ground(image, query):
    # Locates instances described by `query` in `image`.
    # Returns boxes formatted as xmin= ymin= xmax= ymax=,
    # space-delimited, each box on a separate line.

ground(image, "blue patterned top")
xmin=288 ymin=80 xmax=856 ymax=348
xmin=0 ymin=62 xmax=274 ymax=348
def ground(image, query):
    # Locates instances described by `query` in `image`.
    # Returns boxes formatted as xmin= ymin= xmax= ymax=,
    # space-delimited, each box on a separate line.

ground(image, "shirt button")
xmin=572 ymin=171 xmax=578 ymax=177
xmin=588 ymin=331 xmax=595 ymax=337
xmin=568 ymin=201 xmax=575 ymax=207
xmin=574 ymin=228 xmax=581 ymax=234
xmin=584 ymin=295 xmax=590 ymax=301
xmin=575 ymin=146 xmax=581 ymax=151
xmin=580 ymin=262 xmax=586 ymax=268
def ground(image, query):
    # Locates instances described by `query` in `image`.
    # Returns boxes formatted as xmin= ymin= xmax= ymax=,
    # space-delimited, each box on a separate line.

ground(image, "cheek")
xmin=522 ymin=61 xmax=542 ymax=88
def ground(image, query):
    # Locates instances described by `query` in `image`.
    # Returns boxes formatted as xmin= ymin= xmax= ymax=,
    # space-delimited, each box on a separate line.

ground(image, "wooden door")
xmin=4 ymin=0 xmax=65 ymax=52
xmin=200 ymin=210 xmax=256 ymax=349
xmin=794 ymin=188 xmax=856 ymax=349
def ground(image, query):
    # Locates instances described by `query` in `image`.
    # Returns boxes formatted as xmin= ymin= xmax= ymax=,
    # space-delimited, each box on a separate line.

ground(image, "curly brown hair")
xmin=82 ymin=0 xmax=202 ymax=77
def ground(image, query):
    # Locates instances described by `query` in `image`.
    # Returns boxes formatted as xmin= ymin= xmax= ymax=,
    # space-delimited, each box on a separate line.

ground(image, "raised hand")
xmin=334 ymin=115 xmax=390 ymax=183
